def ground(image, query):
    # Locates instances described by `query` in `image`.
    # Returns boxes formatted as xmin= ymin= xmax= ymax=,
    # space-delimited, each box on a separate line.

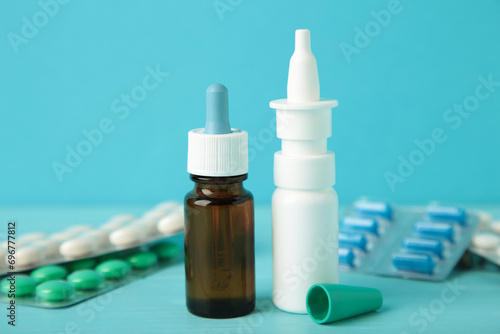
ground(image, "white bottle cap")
xmin=187 ymin=84 xmax=248 ymax=177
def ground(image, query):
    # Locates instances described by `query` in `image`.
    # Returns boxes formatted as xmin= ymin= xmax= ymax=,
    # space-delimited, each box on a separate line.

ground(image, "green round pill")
xmin=0 ymin=275 xmax=37 ymax=297
xmin=151 ymin=242 xmax=179 ymax=260
xmin=36 ymin=281 xmax=75 ymax=301
xmin=126 ymin=251 xmax=158 ymax=269
xmin=95 ymin=259 xmax=131 ymax=279
xmin=67 ymin=270 xmax=104 ymax=290
xmin=30 ymin=265 xmax=67 ymax=284
xmin=66 ymin=258 xmax=96 ymax=271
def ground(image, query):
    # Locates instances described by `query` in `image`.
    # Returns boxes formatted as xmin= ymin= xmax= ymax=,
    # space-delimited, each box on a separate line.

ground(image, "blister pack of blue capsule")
xmin=338 ymin=198 xmax=482 ymax=281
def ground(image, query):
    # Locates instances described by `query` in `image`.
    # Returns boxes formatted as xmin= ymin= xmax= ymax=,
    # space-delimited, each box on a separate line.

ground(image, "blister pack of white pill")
xmin=468 ymin=219 xmax=500 ymax=266
xmin=338 ymin=198 xmax=482 ymax=281
xmin=0 ymin=201 xmax=184 ymax=275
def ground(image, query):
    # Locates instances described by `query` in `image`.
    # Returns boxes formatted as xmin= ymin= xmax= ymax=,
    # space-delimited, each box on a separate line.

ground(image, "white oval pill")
xmin=19 ymin=232 xmax=46 ymax=243
xmin=158 ymin=212 xmax=184 ymax=235
xmin=15 ymin=245 xmax=48 ymax=268
xmin=101 ymin=220 xmax=127 ymax=230
xmin=1 ymin=239 xmax=28 ymax=249
xmin=101 ymin=214 xmax=135 ymax=230
xmin=154 ymin=202 xmax=181 ymax=212
xmin=142 ymin=210 xmax=168 ymax=221
xmin=65 ymin=225 xmax=93 ymax=234
xmin=109 ymin=225 xmax=147 ymax=248
xmin=131 ymin=219 xmax=159 ymax=236
xmin=477 ymin=212 xmax=492 ymax=228
xmin=50 ymin=230 xmax=80 ymax=241
xmin=0 ymin=250 xmax=6 ymax=268
xmin=110 ymin=213 xmax=136 ymax=221
xmin=472 ymin=233 xmax=500 ymax=250
xmin=490 ymin=221 xmax=500 ymax=234
xmin=60 ymin=237 xmax=99 ymax=259
xmin=32 ymin=239 xmax=61 ymax=258
xmin=81 ymin=229 xmax=110 ymax=247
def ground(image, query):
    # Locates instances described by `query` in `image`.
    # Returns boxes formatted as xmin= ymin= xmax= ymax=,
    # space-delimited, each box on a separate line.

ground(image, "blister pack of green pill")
xmin=0 ymin=202 xmax=184 ymax=308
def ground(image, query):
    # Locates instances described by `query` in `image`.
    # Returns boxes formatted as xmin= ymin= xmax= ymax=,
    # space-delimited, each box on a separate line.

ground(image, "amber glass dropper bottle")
xmin=184 ymin=83 xmax=255 ymax=318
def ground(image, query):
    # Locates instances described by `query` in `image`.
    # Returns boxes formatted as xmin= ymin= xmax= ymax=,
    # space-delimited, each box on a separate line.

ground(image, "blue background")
xmin=1 ymin=0 xmax=499 ymax=205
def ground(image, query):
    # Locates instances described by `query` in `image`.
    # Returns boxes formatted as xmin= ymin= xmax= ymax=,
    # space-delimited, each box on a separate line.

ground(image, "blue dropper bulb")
xmin=205 ymin=83 xmax=231 ymax=134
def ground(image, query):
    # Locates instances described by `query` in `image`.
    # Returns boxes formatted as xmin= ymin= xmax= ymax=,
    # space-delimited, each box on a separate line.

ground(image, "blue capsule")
xmin=341 ymin=216 xmax=379 ymax=235
xmin=392 ymin=253 xmax=435 ymax=275
xmin=354 ymin=201 xmax=392 ymax=220
xmin=339 ymin=232 xmax=368 ymax=251
xmin=427 ymin=206 xmax=466 ymax=226
xmin=413 ymin=221 xmax=454 ymax=243
xmin=338 ymin=247 xmax=355 ymax=267
xmin=402 ymin=237 xmax=444 ymax=259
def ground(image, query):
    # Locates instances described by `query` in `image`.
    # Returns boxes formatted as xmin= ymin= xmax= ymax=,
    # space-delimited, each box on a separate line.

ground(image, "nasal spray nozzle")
xmin=287 ymin=29 xmax=320 ymax=103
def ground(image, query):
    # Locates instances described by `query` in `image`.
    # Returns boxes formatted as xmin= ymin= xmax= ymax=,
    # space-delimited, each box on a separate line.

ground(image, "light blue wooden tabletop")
xmin=0 ymin=205 xmax=499 ymax=333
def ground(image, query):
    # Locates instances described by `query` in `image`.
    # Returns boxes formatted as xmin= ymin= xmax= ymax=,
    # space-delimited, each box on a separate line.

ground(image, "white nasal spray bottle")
xmin=270 ymin=29 xmax=339 ymax=314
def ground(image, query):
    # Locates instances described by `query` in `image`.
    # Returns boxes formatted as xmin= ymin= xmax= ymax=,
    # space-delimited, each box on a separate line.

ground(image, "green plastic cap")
xmin=306 ymin=284 xmax=383 ymax=324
